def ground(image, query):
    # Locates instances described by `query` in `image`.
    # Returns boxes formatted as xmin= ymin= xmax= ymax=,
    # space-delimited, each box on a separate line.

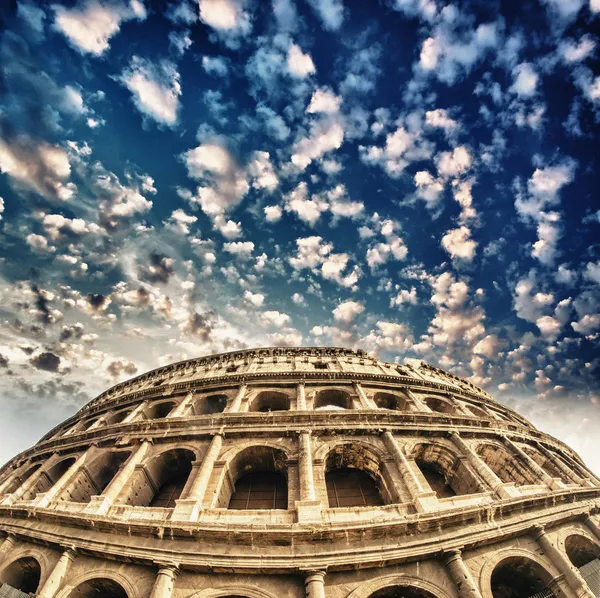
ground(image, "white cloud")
xmin=264 ymin=205 xmax=282 ymax=223
xmin=585 ymin=261 xmax=600 ymax=284
xmin=536 ymin=314 xmax=562 ymax=339
xmin=441 ymin=225 xmax=477 ymax=262
xmin=261 ymin=310 xmax=291 ymax=327
xmin=248 ymin=151 xmax=278 ymax=191
xmin=531 ymin=211 xmax=561 ymax=266
xmin=199 ymin=0 xmax=251 ymax=36
xmin=291 ymin=121 xmax=344 ymax=170
xmin=202 ymin=56 xmax=229 ymax=76
xmin=414 ymin=170 xmax=444 ymax=208
xmin=510 ymin=62 xmax=539 ymax=97
xmin=514 ymin=276 xmax=554 ymax=323
xmin=390 ymin=287 xmax=417 ymax=307
xmin=436 ymin=146 xmax=472 ymax=178
xmin=243 ymin=290 xmax=264 ymax=306
xmin=119 ymin=57 xmax=181 ymax=126
xmin=307 ymin=88 xmax=342 ymax=114
xmin=306 ymin=0 xmax=344 ymax=31
xmin=327 ymin=184 xmax=364 ymax=219
xmin=333 ymin=300 xmax=364 ymax=324
xmin=224 ymin=241 xmax=254 ymax=258
xmin=425 ymin=108 xmax=459 ymax=135
xmin=285 ymin=182 xmax=327 ymax=226
xmin=0 ymin=197 xmax=3 ymax=221
xmin=287 ymin=44 xmax=316 ymax=77
xmin=473 ymin=334 xmax=501 ymax=358
xmin=165 ymin=209 xmax=197 ymax=235
xmin=559 ymin=35 xmax=595 ymax=63
xmin=52 ymin=0 xmax=146 ymax=56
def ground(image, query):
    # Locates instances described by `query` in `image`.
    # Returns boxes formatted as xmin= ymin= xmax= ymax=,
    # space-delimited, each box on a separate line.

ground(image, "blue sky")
xmin=0 ymin=0 xmax=599 ymax=470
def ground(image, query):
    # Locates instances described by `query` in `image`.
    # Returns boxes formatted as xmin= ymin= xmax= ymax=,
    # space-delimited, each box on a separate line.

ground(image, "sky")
xmin=0 ymin=0 xmax=599 ymax=473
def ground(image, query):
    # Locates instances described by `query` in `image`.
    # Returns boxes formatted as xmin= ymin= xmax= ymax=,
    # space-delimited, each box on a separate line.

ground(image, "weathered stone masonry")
xmin=0 ymin=346 xmax=599 ymax=598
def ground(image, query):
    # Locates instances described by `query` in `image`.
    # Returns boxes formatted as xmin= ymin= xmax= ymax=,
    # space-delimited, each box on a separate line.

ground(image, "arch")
xmin=490 ymin=556 xmax=554 ymax=598
xmin=314 ymin=388 xmax=353 ymax=410
xmin=346 ymin=574 xmax=453 ymax=598
xmin=23 ymin=456 xmax=77 ymax=499
xmin=373 ymin=391 xmax=411 ymax=411
xmin=422 ymin=396 xmax=457 ymax=415
xmin=190 ymin=587 xmax=280 ymax=598
xmin=142 ymin=400 xmax=177 ymax=420
xmin=248 ymin=391 xmax=290 ymax=412
xmin=565 ymin=534 xmax=600 ymax=568
xmin=122 ymin=448 xmax=196 ymax=508
xmin=411 ymin=442 xmax=481 ymax=498
xmin=0 ymin=555 xmax=42 ymax=594
xmin=104 ymin=408 xmax=134 ymax=426
xmin=324 ymin=443 xmax=387 ymax=507
xmin=369 ymin=587 xmax=440 ymax=598
xmin=56 ymin=569 xmax=137 ymax=598
xmin=194 ymin=394 xmax=228 ymax=415
xmin=522 ymin=446 xmax=571 ymax=483
xmin=62 ymin=450 xmax=132 ymax=503
xmin=463 ymin=403 xmax=489 ymax=418
xmin=64 ymin=578 xmax=129 ymax=598
xmin=476 ymin=443 xmax=537 ymax=486
xmin=83 ymin=417 xmax=100 ymax=430
xmin=2 ymin=462 xmax=41 ymax=494
xmin=215 ymin=445 xmax=289 ymax=510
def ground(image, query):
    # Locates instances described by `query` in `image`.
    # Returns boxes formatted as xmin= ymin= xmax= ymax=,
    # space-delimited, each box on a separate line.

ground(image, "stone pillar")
xmin=297 ymin=382 xmax=307 ymax=411
xmin=0 ymin=533 xmax=16 ymax=556
xmin=403 ymin=389 xmax=430 ymax=412
xmin=381 ymin=431 xmax=437 ymax=512
xmin=3 ymin=455 xmax=61 ymax=505
xmin=443 ymin=549 xmax=483 ymax=598
xmin=503 ymin=438 xmax=561 ymax=489
xmin=450 ymin=433 xmax=513 ymax=499
xmin=172 ymin=433 xmax=223 ymax=521
xmin=37 ymin=548 xmax=77 ymax=598
xmin=296 ymin=430 xmax=321 ymax=523
xmin=122 ymin=400 xmax=150 ymax=424
xmin=227 ymin=383 xmax=247 ymax=413
xmin=168 ymin=393 xmax=195 ymax=418
xmin=35 ymin=451 xmax=90 ymax=508
xmin=531 ymin=525 xmax=594 ymax=598
xmin=305 ymin=570 xmax=326 ymax=598
xmin=149 ymin=564 xmax=178 ymax=598
xmin=85 ymin=440 xmax=151 ymax=514
xmin=353 ymin=381 xmax=375 ymax=409
xmin=534 ymin=442 xmax=586 ymax=486
xmin=0 ymin=461 xmax=29 ymax=494
xmin=584 ymin=515 xmax=600 ymax=541
xmin=86 ymin=416 xmax=108 ymax=431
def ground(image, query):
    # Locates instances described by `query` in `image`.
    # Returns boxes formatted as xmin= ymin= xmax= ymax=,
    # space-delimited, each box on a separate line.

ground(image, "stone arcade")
xmin=0 ymin=347 xmax=599 ymax=598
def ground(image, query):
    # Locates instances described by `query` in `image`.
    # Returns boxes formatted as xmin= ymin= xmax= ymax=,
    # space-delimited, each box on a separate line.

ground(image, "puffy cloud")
xmin=248 ymin=151 xmax=278 ymax=191
xmin=284 ymin=182 xmax=327 ymax=226
xmin=291 ymin=121 xmax=344 ymax=170
xmin=333 ymin=300 xmax=364 ymax=324
xmin=425 ymin=108 xmax=459 ymax=135
xmin=585 ymin=261 xmax=600 ymax=284
xmin=306 ymin=0 xmax=344 ymax=31
xmin=473 ymin=334 xmax=501 ymax=358
xmin=198 ymin=0 xmax=252 ymax=44
xmin=202 ymin=56 xmax=229 ymax=76
xmin=436 ymin=146 xmax=472 ymax=178
xmin=414 ymin=170 xmax=444 ymax=208
xmin=510 ymin=62 xmax=539 ymax=97
xmin=264 ymin=205 xmax=283 ymax=223
xmin=261 ymin=310 xmax=291 ymax=327
xmin=390 ymin=287 xmax=417 ymax=307
xmin=531 ymin=211 xmax=562 ymax=266
xmin=441 ymin=225 xmax=477 ymax=262
xmin=326 ymin=185 xmax=364 ymax=219
xmin=307 ymin=88 xmax=342 ymax=114
xmin=513 ymin=276 xmax=554 ymax=323
xmin=287 ymin=44 xmax=316 ymax=77
xmin=362 ymin=321 xmax=414 ymax=353
xmin=224 ymin=241 xmax=255 ymax=258
xmin=52 ymin=0 xmax=146 ymax=56
xmin=536 ymin=315 xmax=562 ymax=339
xmin=164 ymin=209 xmax=197 ymax=235
xmin=119 ymin=57 xmax=181 ymax=126
xmin=559 ymin=35 xmax=595 ymax=64
xmin=30 ymin=351 xmax=61 ymax=372
xmin=243 ymin=290 xmax=265 ymax=306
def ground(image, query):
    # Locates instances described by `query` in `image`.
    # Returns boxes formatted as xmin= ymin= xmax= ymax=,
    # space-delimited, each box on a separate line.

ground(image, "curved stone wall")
xmin=0 ymin=347 xmax=599 ymax=598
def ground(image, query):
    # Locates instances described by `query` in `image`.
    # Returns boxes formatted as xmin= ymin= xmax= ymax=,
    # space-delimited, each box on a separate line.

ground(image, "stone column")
xmin=403 ymin=389 xmax=430 ymax=412
xmin=37 ymin=548 xmax=77 ymax=598
xmin=35 ymin=451 xmax=91 ymax=508
xmin=305 ymin=570 xmax=326 ymax=598
xmin=0 ymin=533 xmax=16 ymax=556
xmin=227 ymin=383 xmax=247 ymax=413
xmin=86 ymin=416 xmax=108 ymax=431
xmin=122 ymin=400 xmax=150 ymax=423
xmin=168 ymin=393 xmax=195 ymax=418
xmin=297 ymin=382 xmax=307 ymax=411
xmin=172 ymin=432 xmax=223 ymax=521
xmin=0 ymin=461 xmax=29 ymax=494
xmin=381 ymin=431 xmax=437 ymax=512
xmin=450 ymin=433 xmax=513 ymax=499
xmin=298 ymin=431 xmax=316 ymax=501
xmin=149 ymin=564 xmax=178 ymax=598
xmin=353 ymin=381 xmax=375 ymax=409
xmin=503 ymin=438 xmax=560 ymax=489
xmin=584 ymin=515 xmax=600 ymax=541
xmin=531 ymin=525 xmax=594 ymax=598
xmin=85 ymin=440 xmax=151 ymax=514
xmin=443 ymin=549 xmax=483 ymax=598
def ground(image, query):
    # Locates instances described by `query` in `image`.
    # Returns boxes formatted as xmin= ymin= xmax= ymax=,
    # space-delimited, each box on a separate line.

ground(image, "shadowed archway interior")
xmin=0 ymin=556 xmax=41 ymax=594
xmin=66 ymin=578 xmax=128 ymax=598
xmin=490 ymin=556 xmax=554 ymax=598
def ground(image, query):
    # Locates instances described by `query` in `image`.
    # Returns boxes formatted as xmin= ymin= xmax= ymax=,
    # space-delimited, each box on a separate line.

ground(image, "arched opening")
xmin=2 ymin=463 xmax=41 ymax=494
xmin=422 ymin=396 xmax=457 ymax=415
xmin=314 ymin=389 xmax=352 ymax=410
xmin=23 ymin=456 xmax=76 ymax=500
xmin=464 ymin=404 xmax=489 ymax=418
xmin=523 ymin=447 xmax=570 ymax=484
xmin=84 ymin=417 xmax=100 ymax=430
xmin=249 ymin=391 xmax=290 ymax=412
xmin=370 ymin=586 xmax=439 ymax=598
xmin=122 ymin=449 xmax=195 ymax=508
xmin=373 ymin=391 xmax=411 ymax=411
xmin=325 ymin=444 xmax=386 ymax=508
xmin=65 ymin=578 xmax=128 ymax=598
xmin=218 ymin=446 xmax=289 ymax=510
xmin=565 ymin=534 xmax=600 ymax=568
xmin=62 ymin=450 xmax=131 ymax=503
xmin=412 ymin=443 xmax=481 ymax=498
xmin=104 ymin=409 xmax=133 ymax=426
xmin=0 ymin=556 xmax=41 ymax=594
xmin=476 ymin=444 xmax=537 ymax=486
xmin=194 ymin=394 xmax=228 ymax=415
xmin=143 ymin=401 xmax=176 ymax=420
xmin=490 ymin=556 xmax=554 ymax=598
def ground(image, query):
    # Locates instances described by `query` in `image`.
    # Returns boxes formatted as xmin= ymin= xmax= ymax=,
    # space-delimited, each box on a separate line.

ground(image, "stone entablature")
xmin=0 ymin=347 xmax=599 ymax=598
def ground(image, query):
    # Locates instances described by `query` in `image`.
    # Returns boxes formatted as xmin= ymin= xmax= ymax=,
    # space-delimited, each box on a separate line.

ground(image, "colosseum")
xmin=0 ymin=346 xmax=599 ymax=598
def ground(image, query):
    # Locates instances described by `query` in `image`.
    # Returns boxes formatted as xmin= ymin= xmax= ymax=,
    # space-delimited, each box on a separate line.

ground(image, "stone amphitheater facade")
xmin=0 ymin=346 xmax=599 ymax=598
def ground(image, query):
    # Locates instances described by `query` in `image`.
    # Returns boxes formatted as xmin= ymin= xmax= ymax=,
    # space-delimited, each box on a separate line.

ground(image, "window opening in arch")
xmin=476 ymin=444 xmax=535 ymax=486
xmin=423 ymin=397 xmax=456 ymax=415
xmin=416 ymin=460 xmax=456 ymax=499
xmin=491 ymin=556 xmax=554 ymax=598
xmin=148 ymin=451 xmax=194 ymax=508
xmin=228 ymin=471 xmax=288 ymax=509
xmin=373 ymin=392 xmax=410 ymax=411
xmin=194 ymin=394 xmax=228 ymax=415
xmin=25 ymin=457 xmax=76 ymax=499
xmin=464 ymin=404 xmax=489 ymax=418
xmin=4 ymin=463 xmax=41 ymax=494
xmin=145 ymin=401 xmax=176 ymax=420
xmin=66 ymin=578 xmax=128 ymax=598
xmin=370 ymin=586 xmax=439 ymax=598
xmin=523 ymin=447 xmax=570 ymax=484
xmin=326 ymin=467 xmax=384 ymax=508
xmin=249 ymin=391 xmax=290 ymax=412
xmin=0 ymin=556 xmax=41 ymax=594
xmin=565 ymin=534 xmax=600 ymax=568
xmin=314 ymin=389 xmax=352 ymax=410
